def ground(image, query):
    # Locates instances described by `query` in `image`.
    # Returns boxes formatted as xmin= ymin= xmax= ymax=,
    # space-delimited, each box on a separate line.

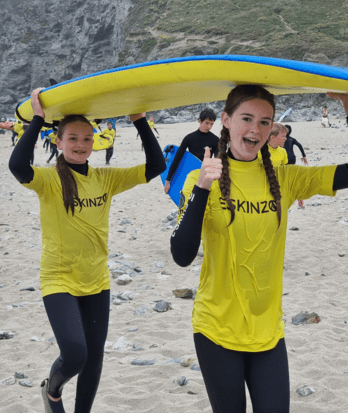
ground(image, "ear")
xmin=198 ymin=118 xmax=202 ymax=124
xmin=221 ymin=112 xmax=230 ymax=129
xmin=56 ymin=137 xmax=63 ymax=150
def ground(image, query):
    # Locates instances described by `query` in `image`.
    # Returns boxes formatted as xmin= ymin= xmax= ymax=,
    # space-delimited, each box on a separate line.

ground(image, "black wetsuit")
xmin=283 ymin=126 xmax=306 ymax=165
xmin=8 ymin=116 xmax=165 ymax=413
xmin=166 ymin=130 xmax=219 ymax=182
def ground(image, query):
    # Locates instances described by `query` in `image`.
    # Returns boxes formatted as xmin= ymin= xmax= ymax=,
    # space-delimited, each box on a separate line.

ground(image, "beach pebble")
xmin=338 ymin=253 xmax=345 ymax=257
xmin=19 ymin=287 xmax=35 ymax=291
xmin=190 ymin=363 xmax=201 ymax=371
xmin=31 ymin=336 xmax=43 ymax=341
xmin=132 ymin=342 xmax=145 ymax=351
xmin=163 ymin=358 xmax=182 ymax=365
xmin=19 ymin=302 xmax=29 ymax=307
xmin=15 ymin=372 xmax=28 ymax=379
xmin=120 ymin=218 xmax=132 ymax=225
xmin=0 ymin=331 xmax=14 ymax=339
xmin=113 ymin=336 xmax=132 ymax=351
xmin=175 ymin=376 xmax=188 ymax=386
xmin=153 ymin=300 xmax=172 ymax=312
xmin=292 ymin=311 xmax=321 ymax=325
xmin=172 ymin=288 xmax=193 ymax=299
xmin=305 ymin=272 xmax=311 ymax=276
xmin=0 ymin=376 xmax=16 ymax=386
xmin=112 ymin=298 xmax=123 ymax=305
xmin=117 ymin=274 xmax=133 ymax=285
xmin=128 ymin=327 xmax=139 ymax=332
xmin=19 ymin=380 xmax=33 ymax=387
xmin=296 ymin=384 xmax=315 ymax=396
xmin=120 ymin=291 xmax=133 ymax=300
xmin=289 ymin=227 xmax=299 ymax=231
xmin=131 ymin=359 xmax=155 ymax=366
xmin=48 ymin=336 xmax=57 ymax=344
xmin=180 ymin=358 xmax=195 ymax=367
xmin=152 ymin=261 xmax=164 ymax=268
xmin=134 ymin=305 xmax=150 ymax=315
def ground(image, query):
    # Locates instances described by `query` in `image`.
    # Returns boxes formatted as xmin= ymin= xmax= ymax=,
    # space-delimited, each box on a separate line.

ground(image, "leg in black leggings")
xmin=105 ymin=147 xmax=114 ymax=164
xmin=194 ymin=333 xmax=290 ymax=413
xmin=47 ymin=144 xmax=59 ymax=162
xmin=43 ymin=290 xmax=110 ymax=413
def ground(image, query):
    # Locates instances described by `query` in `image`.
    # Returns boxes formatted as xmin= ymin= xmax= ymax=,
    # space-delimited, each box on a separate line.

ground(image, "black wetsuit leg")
xmin=48 ymin=144 xmax=58 ymax=162
xmin=105 ymin=147 xmax=113 ymax=163
xmin=43 ymin=290 xmax=110 ymax=413
xmin=194 ymin=333 xmax=290 ymax=413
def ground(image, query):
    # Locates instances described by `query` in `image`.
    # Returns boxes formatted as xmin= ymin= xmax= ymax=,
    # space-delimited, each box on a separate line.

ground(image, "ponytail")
xmin=56 ymin=153 xmax=78 ymax=215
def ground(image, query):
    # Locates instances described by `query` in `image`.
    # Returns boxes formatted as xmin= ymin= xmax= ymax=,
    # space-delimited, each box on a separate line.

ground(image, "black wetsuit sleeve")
xmin=166 ymin=138 xmax=189 ymax=182
xmin=133 ymin=118 xmax=166 ymax=181
xmin=333 ymin=164 xmax=348 ymax=190
xmin=293 ymin=138 xmax=306 ymax=158
xmin=171 ymin=185 xmax=209 ymax=266
xmin=8 ymin=115 xmax=44 ymax=184
xmin=213 ymin=138 xmax=219 ymax=157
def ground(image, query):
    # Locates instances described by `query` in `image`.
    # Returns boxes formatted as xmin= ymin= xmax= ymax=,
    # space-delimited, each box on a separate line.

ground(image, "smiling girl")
xmin=9 ymin=88 xmax=165 ymax=413
xmin=170 ymin=84 xmax=348 ymax=413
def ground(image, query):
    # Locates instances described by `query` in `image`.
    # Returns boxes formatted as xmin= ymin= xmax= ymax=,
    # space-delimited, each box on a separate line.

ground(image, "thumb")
xmin=204 ymin=146 xmax=211 ymax=159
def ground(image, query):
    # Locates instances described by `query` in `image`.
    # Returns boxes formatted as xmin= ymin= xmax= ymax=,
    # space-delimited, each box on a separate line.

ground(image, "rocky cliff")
xmin=1 ymin=0 xmax=348 ymax=122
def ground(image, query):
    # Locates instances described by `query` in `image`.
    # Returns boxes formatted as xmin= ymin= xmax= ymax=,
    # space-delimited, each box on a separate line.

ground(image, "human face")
xmin=56 ymin=122 xmax=94 ymax=164
xmin=107 ymin=122 xmax=113 ymax=130
xmin=269 ymin=131 xmax=287 ymax=148
xmin=221 ymin=99 xmax=274 ymax=161
xmin=199 ymin=118 xmax=215 ymax=133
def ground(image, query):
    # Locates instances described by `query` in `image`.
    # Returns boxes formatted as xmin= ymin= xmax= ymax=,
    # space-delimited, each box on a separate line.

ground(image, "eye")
xmin=85 ymin=137 xmax=92 ymax=141
xmin=242 ymin=116 xmax=252 ymax=122
xmin=261 ymin=120 xmax=271 ymax=126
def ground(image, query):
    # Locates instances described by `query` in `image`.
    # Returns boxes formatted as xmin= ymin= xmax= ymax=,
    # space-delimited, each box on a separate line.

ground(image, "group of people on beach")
xmin=5 ymin=84 xmax=348 ymax=413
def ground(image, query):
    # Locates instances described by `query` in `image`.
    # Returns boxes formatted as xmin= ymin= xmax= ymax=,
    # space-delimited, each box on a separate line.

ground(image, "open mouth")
xmin=243 ymin=137 xmax=259 ymax=148
xmin=74 ymin=151 xmax=86 ymax=154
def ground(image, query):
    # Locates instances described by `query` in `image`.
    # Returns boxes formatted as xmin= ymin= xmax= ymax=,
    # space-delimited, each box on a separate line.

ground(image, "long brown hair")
xmin=218 ymin=85 xmax=282 ymax=226
xmin=55 ymin=115 xmax=93 ymax=215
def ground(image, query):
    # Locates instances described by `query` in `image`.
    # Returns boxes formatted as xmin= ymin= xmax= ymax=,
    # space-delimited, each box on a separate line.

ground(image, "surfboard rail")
xmin=16 ymin=55 xmax=348 ymax=126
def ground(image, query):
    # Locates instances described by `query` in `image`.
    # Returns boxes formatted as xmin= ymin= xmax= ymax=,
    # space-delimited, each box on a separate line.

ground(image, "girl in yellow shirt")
xmin=171 ymin=85 xmax=348 ymax=413
xmin=9 ymin=89 xmax=165 ymax=413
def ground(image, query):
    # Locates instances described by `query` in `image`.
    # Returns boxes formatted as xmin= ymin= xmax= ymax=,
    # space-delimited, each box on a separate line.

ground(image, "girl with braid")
xmin=171 ymin=84 xmax=348 ymax=413
xmin=9 ymin=88 xmax=166 ymax=413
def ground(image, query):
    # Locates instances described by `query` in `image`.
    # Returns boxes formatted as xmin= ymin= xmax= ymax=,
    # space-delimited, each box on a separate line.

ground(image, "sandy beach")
xmin=0 ymin=117 xmax=348 ymax=413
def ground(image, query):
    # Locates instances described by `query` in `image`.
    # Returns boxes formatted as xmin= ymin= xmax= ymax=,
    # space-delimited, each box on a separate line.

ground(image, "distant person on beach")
xmin=170 ymin=84 xmax=348 ymax=413
xmin=46 ymin=129 xmax=59 ymax=164
xmin=137 ymin=116 xmax=159 ymax=150
xmin=100 ymin=121 xmax=116 ymax=165
xmin=164 ymin=108 xmax=219 ymax=194
xmin=8 ymin=88 xmax=165 ymax=413
xmin=321 ymin=105 xmax=330 ymax=127
xmin=283 ymin=125 xmax=308 ymax=165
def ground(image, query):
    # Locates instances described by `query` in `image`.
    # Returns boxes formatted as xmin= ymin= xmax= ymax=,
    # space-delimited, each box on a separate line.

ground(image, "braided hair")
xmin=56 ymin=115 xmax=93 ymax=215
xmin=218 ymin=85 xmax=282 ymax=226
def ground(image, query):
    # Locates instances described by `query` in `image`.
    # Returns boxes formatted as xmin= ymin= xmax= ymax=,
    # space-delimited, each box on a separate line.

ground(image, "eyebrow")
xmin=240 ymin=112 xmax=273 ymax=120
xmin=67 ymin=133 xmax=94 ymax=137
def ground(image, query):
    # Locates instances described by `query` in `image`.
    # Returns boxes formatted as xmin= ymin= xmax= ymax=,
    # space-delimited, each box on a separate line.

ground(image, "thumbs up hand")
xmin=196 ymin=147 xmax=222 ymax=190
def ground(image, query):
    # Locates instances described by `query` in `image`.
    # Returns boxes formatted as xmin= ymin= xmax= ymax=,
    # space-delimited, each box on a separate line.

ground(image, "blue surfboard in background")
xmin=161 ymin=144 xmax=202 ymax=206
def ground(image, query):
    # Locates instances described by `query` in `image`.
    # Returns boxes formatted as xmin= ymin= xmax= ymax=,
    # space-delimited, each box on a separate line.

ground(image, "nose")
xmin=249 ymin=121 xmax=261 ymax=135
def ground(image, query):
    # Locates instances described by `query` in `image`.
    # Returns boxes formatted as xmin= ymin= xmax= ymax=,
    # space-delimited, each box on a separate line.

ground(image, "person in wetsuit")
xmin=283 ymin=124 xmax=308 ymax=165
xmin=8 ymin=88 xmax=165 ymax=413
xmin=164 ymin=108 xmax=219 ymax=194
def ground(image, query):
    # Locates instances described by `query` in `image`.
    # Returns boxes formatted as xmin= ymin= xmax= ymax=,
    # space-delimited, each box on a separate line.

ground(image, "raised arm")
xmin=164 ymin=136 xmax=190 ymax=193
xmin=130 ymin=114 xmax=166 ymax=181
xmin=171 ymin=148 xmax=222 ymax=266
xmin=8 ymin=88 xmax=45 ymax=183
